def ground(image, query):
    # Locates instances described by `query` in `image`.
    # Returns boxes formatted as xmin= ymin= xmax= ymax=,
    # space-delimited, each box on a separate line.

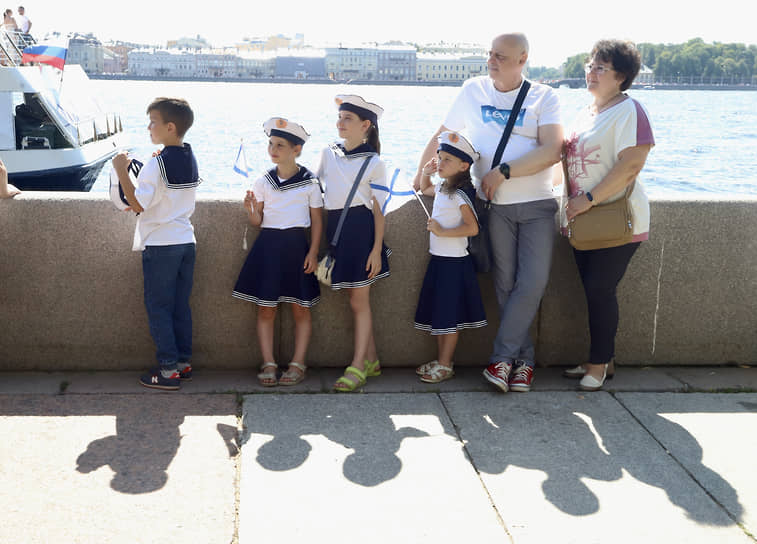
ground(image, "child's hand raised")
xmin=422 ymin=157 xmax=438 ymax=176
xmin=111 ymin=151 xmax=131 ymax=172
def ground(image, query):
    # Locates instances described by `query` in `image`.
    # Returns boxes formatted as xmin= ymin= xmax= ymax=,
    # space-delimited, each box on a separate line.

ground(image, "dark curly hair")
xmin=589 ymin=40 xmax=641 ymax=92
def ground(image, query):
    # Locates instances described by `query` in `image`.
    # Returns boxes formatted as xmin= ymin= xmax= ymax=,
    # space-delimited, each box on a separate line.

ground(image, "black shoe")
xmin=140 ymin=368 xmax=180 ymax=390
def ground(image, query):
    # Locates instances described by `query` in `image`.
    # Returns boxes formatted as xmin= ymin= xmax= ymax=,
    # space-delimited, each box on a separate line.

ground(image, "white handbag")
xmin=315 ymin=156 xmax=372 ymax=287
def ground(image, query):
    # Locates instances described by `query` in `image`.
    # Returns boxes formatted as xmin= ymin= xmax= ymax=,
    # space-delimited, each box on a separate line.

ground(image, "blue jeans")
xmin=142 ymin=243 xmax=195 ymax=368
xmin=487 ymin=198 xmax=558 ymax=366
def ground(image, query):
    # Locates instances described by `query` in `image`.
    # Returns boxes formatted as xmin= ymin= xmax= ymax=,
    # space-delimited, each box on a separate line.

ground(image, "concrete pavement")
xmin=0 ymin=366 xmax=755 ymax=543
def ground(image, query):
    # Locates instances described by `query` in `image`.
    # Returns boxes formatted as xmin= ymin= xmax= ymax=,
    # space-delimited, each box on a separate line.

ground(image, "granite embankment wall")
xmin=1 ymin=194 xmax=756 ymax=371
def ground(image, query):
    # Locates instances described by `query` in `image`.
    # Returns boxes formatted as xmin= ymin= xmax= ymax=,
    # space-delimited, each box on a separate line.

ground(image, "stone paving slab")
xmin=239 ymin=393 xmax=506 ymax=543
xmin=662 ymin=367 xmax=757 ymax=391
xmin=0 ymin=372 xmax=68 ymax=394
xmin=618 ymin=393 xmax=757 ymax=538
xmin=441 ymin=392 xmax=752 ymax=544
xmin=0 ymin=395 xmax=238 ymax=544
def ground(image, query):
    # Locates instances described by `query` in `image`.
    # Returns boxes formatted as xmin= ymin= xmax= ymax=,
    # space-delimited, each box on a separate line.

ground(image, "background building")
xmin=416 ymin=54 xmax=487 ymax=82
xmin=67 ymin=33 xmax=105 ymax=74
xmin=274 ymin=51 xmax=326 ymax=79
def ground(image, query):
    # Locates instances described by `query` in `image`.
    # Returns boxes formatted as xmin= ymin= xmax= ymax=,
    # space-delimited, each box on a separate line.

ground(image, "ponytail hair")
xmin=366 ymin=123 xmax=381 ymax=155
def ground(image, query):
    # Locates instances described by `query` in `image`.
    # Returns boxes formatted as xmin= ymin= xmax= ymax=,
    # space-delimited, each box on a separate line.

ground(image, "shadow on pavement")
xmin=0 ymin=394 xmax=238 ymax=495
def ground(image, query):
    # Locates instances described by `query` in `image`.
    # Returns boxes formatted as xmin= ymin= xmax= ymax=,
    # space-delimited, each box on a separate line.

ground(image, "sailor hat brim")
xmin=263 ymin=117 xmax=309 ymax=146
xmin=335 ymin=94 xmax=384 ymax=123
xmin=437 ymin=131 xmax=480 ymax=164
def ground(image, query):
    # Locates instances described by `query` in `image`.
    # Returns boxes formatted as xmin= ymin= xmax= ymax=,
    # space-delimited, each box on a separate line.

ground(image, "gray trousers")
xmin=487 ymin=198 xmax=558 ymax=365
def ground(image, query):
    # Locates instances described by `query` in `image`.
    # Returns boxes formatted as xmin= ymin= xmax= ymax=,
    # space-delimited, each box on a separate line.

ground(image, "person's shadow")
xmin=74 ymin=395 xmax=238 ymax=495
xmin=238 ymin=395 xmax=433 ymax=487
xmin=445 ymin=391 xmax=746 ymax=526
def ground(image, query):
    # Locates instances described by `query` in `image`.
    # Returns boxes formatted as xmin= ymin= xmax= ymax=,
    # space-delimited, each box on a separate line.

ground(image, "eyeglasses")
xmin=585 ymin=63 xmax=613 ymax=75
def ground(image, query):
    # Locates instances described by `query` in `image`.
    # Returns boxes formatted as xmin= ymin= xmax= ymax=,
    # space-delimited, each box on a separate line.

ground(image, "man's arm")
xmin=481 ymin=123 xmax=563 ymax=200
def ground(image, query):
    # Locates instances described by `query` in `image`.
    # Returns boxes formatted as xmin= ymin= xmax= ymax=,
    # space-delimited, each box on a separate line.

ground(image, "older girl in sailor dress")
xmin=414 ymin=132 xmax=487 ymax=383
xmin=232 ymin=118 xmax=323 ymax=387
xmin=316 ymin=94 xmax=391 ymax=392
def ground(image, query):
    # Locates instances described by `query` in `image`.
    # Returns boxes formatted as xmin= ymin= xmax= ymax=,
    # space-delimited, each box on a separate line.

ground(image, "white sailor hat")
xmin=437 ymin=131 xmax=480 ymax=164
xmin=335 ymin=94 xmax=384 ymax=124
xmin=109 ymin=158 xmax=143 ymax=210
xmin=263 ymin=117 xmax=310 ymax=146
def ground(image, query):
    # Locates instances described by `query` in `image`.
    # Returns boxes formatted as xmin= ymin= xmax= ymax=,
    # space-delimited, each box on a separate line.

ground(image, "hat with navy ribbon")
xmin=263 ymin=117 xmax=310 ymax=146
xmin=437 ymin=131 xmax=480 ymax=164
xmin=109 ymin=158 xmax=143 ymax=210
xmin=335 ymin=94 xmax=384 ymax=124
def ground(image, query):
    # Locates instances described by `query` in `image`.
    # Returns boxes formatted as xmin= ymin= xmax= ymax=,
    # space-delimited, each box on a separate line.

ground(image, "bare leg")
xmin=256 ymin=306 xmax=277 ymax=363
xmin=290 ymin=304 xmax=312 ymax=367
xmin=347 ymin=285 xmax=372 ymax=371
xmin=436 ymin=333 xmax=458 ymax=368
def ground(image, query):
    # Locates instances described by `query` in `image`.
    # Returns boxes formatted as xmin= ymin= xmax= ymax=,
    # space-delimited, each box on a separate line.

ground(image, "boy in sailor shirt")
xmin=112 ymin=97 xmax=200 ymax=390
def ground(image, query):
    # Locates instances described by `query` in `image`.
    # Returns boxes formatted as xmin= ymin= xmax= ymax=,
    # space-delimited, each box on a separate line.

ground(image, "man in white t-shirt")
xmin=16 ymin=6 xmax=30 ymax=34
xmin=414 ymin=33 xmax=563 ymax=393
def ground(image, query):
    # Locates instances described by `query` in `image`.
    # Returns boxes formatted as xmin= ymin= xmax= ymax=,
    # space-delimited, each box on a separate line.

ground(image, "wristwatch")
xmin=498 ymin=162 xmax=510 ymax=180
xmin=585 ymin=191 xmax=594 ymax=204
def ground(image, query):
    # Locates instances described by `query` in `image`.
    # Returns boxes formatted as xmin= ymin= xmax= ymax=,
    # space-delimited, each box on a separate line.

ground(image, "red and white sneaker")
xmin=483 ymin=361 xmax=513 ymax=393
xmin=509 ymin=362 xmax=533 ymax=392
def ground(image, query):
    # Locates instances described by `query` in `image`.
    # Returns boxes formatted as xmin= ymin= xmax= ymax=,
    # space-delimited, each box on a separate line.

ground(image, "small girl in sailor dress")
xmin=316 ymin=94 xmax=391 ymax=392
xmin=232 ymin=118 xmax=323 ymax=387
xmin=414 ymin=131 xmax=487 ymax=383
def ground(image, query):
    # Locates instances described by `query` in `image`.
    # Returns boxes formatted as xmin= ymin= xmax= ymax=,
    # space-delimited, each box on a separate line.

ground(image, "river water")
xmin=90 ymin=80 xmax=757 ymax=198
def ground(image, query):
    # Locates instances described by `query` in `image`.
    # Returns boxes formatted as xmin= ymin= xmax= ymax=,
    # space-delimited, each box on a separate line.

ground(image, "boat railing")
xmin=0 ymin=28 xmax=36 ymax=66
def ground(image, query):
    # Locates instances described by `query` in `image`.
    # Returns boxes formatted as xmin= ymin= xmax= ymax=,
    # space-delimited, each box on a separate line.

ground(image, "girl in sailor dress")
xmin=414 ymin=131 xmax=487 ymax=383
xmin=232 ymin=118 xmax=323 ymax=387
xmin=316 ymin=94 xmax=391 ymax=392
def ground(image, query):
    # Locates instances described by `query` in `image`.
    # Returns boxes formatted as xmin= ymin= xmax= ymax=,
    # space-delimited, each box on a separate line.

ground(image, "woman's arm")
xmin=565 ymin=144 xmax=651 ymax=221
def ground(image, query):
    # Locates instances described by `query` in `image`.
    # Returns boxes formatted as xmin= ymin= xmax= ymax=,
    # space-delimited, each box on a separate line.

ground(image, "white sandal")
xmin=416 ymin=360 xmax=438 ymax=376
xmin=279 ymin=362 xmax=306 ymax=386
xmin=257 ymin=362 xmax=278 ymax=387
xmin=420 ymin=361 xmax=455 ymax=384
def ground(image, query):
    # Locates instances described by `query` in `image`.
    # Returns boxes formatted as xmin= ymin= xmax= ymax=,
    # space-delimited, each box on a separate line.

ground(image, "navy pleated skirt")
xmin=326 ymin=206 xmax=391 ymax=290
xmin=414 ymin=255 xmax=487 ymax=335
xmin=232 ymin=227 xmax=320 ymax=307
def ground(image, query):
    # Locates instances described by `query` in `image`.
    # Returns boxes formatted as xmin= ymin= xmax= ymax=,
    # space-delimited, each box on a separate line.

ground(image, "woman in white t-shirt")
xmin=414 ymin=131 xmax=487 ymax=383
xmin=232 ymin=118 xmax=323 ymax=387
xmin=562 ymin=40 xmax=655 ymax=391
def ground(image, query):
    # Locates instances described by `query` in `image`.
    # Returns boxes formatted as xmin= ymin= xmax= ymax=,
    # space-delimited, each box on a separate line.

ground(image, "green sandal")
xmin=364 ymin=359 xmax=381 ymax=377
xmin=334 ymin=366 xmax=367 ymax=392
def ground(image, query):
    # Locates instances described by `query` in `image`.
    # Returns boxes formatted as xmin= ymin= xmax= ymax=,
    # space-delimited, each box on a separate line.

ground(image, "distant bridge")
xmin=542 ymin=78 xmax=586 ymax=89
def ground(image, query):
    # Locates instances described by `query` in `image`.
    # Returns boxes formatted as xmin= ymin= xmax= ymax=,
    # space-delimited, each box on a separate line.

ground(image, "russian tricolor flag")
xmin=21 ymin=45 xmax=67 ymax=70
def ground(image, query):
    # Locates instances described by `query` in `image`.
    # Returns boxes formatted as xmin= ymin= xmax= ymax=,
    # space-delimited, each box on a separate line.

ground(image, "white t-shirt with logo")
xmin=443 ymin=76 xmax=561 ymax=205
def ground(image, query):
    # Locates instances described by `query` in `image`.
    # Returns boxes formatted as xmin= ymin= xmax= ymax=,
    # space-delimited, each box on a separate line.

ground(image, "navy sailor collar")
xmin=450 ymin=182 xmax=479 ymax=226
xmin=329 ymin=142 xmax=377 ymax=159
xmin=156 ymin=143 xmax=201 ymax=189
xmin=264 ymin=165 xmax=318 ymax=191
